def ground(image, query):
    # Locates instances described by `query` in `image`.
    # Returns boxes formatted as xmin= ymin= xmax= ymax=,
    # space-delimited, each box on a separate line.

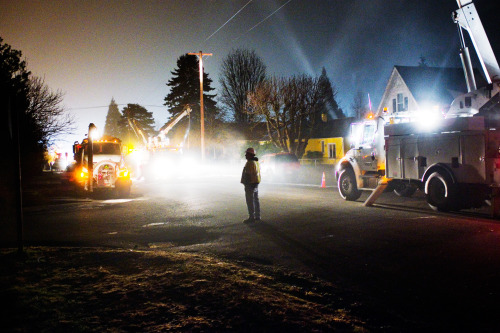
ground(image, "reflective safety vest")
xmin=241 ymin=160 xmax=261 ymax=184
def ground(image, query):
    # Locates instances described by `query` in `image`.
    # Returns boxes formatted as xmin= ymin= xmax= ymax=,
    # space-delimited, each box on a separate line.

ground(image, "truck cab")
xmin=70 ymin=136 xmax=131 ymax=197
xmin=336 ymin=115 xmax=386 ymax=201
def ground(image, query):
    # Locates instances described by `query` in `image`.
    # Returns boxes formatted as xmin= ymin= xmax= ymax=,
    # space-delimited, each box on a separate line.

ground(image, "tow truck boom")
xmin=158 ymin=105 xmax=192 ymax=138
xmin=126 ymin=118 xmax=148 ymax=146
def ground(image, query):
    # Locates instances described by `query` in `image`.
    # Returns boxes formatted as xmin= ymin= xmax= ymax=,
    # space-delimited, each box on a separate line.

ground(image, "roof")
xmin=223 ymin=122 xmax=269 ymax=141
xmin=395 ymin=66 xmax=487 ymax=106
xmin=312 ymin=117 xmax=355 ymax=138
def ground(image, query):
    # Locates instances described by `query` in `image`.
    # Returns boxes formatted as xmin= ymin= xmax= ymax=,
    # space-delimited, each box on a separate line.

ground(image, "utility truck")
xmin=336 ymin=0 xmax=500 ymax=212
xmin=68 ymin=135 xmax=131 ymax=197
xmin=132 ymin=105 xmax=193 ymax=181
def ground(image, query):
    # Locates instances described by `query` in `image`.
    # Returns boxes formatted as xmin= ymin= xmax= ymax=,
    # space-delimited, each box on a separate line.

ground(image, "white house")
xmin=377 ymin=66 xmax=486 ymax=120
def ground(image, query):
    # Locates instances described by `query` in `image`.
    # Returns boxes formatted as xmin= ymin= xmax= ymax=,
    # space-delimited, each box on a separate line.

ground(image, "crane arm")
xmin=126 ymin=118 xmax=148 ymax=146
xmin=159 ymin=106 xmax=192 ymax=137
xmin=454 ymin=1 xmax=500 ymax=84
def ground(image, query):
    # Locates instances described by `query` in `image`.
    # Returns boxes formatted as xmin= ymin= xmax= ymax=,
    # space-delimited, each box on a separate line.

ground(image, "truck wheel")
xmin=338 ymin=169 xmax=361 ymax=201
xmin=393 ymin=181 xmax=417 ymax=197
xmin=115 ymin=185 xmax=131 ymax=198
xmin=425 ymin=171 xmax=457 ymax=212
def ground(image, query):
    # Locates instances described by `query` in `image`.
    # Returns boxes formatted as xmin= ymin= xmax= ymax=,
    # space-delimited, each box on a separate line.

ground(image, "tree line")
xmin=104 ymin=49 xmax=355 ymax=159
xmin=1 ymin=34 xmax=371 ymax=180
xmin=1 ymin=37 xmax=74 ymax=179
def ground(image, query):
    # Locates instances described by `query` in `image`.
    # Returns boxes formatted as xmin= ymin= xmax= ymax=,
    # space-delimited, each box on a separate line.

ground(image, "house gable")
xmin=376 ymin=68 xmax=416 ymax=117
xmin=377 ymin=66 xmax=487 ymax=118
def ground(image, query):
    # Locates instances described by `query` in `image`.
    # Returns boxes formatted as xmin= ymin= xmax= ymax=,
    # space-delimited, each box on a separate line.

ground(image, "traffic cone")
xmin=320 ymin=172 xmax=326 ymax=188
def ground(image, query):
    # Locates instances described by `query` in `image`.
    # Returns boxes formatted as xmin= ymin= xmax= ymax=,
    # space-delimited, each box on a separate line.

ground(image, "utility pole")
xmin=188 ymin=51 xmax=212 ymax=162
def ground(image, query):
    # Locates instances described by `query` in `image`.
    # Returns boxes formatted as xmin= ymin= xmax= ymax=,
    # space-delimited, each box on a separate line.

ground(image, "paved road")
xmin=4 ymin=171 xmax=500 ymax=331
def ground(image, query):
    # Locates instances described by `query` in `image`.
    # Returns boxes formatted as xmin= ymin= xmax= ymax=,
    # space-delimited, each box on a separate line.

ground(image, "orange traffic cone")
xmin=320 ymin=172 xmax=326 ymax=188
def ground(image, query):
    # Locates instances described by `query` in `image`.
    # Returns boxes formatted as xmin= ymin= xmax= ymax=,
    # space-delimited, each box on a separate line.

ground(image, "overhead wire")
xmin=68 ymin=104 xmax=167 ymax=111
xmin=72 ymin=1 xmax=293 ymax=115
xmin=204 ymin=0 xmax=254 ymax=42
xmin=247 ymin=0 xmax=293 ymax=33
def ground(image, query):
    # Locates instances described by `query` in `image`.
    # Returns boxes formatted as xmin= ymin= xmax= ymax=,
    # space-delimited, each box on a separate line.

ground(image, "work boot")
xmin=243 ymin=217 xmax=254 ymax=224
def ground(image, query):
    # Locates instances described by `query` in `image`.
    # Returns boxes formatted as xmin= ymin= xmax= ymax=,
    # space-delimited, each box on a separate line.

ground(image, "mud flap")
xmin=363 ymin=177 xmax=391 ymax=207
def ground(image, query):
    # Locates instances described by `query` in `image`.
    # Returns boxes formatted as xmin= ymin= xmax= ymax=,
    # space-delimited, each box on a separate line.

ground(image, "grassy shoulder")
xmin=0 ymin=247 xmax=368 ymax=332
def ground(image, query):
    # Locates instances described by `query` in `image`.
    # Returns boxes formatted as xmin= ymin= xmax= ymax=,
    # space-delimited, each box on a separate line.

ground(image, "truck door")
xmin=359 ymin=122 xmax=378 ymax=172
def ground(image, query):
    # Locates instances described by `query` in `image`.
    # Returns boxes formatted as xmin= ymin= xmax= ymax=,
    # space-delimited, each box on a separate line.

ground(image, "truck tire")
xmin=338 ymin=169 xmax=362 ymax=201
xmin=393 ymin=181 xmax=417 ymax=197
xmin=425 ymin=171 xmax=457 ymax=212
xmin=115 ymin=183 xmax=131 ymax=198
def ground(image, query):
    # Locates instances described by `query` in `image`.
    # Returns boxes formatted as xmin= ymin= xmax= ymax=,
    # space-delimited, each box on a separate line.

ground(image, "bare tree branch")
xmin=219 ymin=49 xmax=266 ymax=124
xmin=247 ymin=74 xmax=322 ymax=158
xmin=27 ymin=76 xmax=75 ymax=145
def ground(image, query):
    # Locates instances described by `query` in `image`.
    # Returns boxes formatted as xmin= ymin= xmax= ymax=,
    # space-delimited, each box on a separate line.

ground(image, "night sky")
xmin=1 ymin=0 xmax=498 ymax=152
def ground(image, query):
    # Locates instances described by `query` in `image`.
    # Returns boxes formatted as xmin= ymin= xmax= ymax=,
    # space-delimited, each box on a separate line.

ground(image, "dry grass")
xmin=0 ymin=247 xmax=368 ymax=332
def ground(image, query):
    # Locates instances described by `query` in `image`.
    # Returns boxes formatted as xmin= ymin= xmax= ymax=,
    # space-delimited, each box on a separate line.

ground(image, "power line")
xmin=67 ymin=104 xmax=168 ymax=111
xmin=67 ymin=106 xmax=109 ymax=110
xmin=247 ymin=0 xmax=292 ymax=32
xmin=204 ymin=0 xmax=253 ymax=42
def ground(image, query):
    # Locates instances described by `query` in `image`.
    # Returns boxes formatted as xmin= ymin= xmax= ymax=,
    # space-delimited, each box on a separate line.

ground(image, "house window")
xmin=397 ymin=93 xmax=408 ymax=112
xmin=393 ymin=99 xmax=397 ymax=113
xmin=321 ymin=141 xmax=325 ymax=154
xmin=328 ymin=143 xmax=336 ymax=159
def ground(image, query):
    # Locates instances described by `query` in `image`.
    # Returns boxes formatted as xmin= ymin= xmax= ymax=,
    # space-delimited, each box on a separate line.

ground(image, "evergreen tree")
xmin=318 ymin=68 xmax=344 ymax=119
xmin=103 ymin=98 xmax=122 ymax=138
xmin=119 ymin=103 xmax=156 ymax=146
xmin=1 ymin=37 xmax=30 ymax=181
xmin=163 ymin=54 xmax=218 ymax=146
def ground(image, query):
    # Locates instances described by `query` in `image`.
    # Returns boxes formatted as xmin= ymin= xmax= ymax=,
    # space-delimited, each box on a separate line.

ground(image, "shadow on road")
xmin=245 ymin=220 xmax=336 ymax=280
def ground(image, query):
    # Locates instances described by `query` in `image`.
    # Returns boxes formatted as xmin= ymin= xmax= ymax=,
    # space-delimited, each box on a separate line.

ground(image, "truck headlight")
xmin=80 ymin=167 xmax=88 ymax=179
xmin=118 ymin=168 xmax=130 ymax=178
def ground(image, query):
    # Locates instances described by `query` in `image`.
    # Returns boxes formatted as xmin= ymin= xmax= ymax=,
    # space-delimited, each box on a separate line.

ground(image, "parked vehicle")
xmin=260 ymin=152 xmax=301 ymax=181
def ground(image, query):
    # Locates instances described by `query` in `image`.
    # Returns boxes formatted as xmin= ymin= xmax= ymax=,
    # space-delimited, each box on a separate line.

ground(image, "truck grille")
xmin=96 ymin=163 xmax=116 ymax=187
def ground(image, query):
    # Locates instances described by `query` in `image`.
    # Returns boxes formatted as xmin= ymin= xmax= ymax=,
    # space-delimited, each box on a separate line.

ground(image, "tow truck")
xmin=336 ymin=0 xmax=500 ymax=214
xmin=67 ymin=135 xmax=131 ymax=197
xmin=126 ymin=105 xmax=192 ymax=180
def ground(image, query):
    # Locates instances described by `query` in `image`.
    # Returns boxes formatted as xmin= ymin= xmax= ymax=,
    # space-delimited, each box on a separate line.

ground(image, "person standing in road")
xmin=241 ymin=147 xmax=261 ymax=223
